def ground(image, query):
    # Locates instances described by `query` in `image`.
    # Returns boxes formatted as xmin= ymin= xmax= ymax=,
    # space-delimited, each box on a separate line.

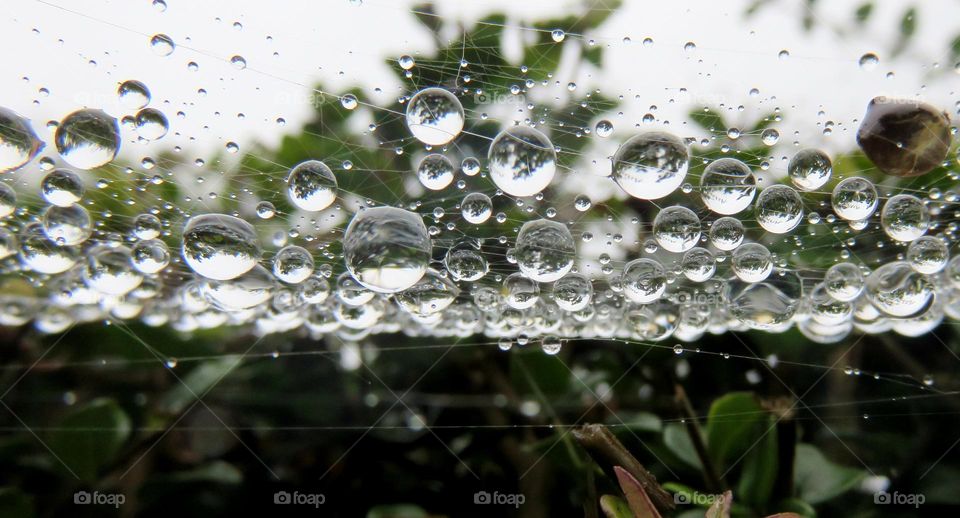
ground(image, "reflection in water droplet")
xmin=55 ymin=109 xmax=120 ymax=169
xmin=488 ymin=126 xmax=556 ymax=197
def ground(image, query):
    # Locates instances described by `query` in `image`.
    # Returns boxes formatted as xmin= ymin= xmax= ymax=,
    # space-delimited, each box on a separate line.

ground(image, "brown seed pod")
xmin=856 ymin=96 xmax=952 ymax=178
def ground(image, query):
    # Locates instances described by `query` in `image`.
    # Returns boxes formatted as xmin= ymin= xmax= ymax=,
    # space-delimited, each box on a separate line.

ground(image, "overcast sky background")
xmin=1 ymin=0 xmax=958 ymax=175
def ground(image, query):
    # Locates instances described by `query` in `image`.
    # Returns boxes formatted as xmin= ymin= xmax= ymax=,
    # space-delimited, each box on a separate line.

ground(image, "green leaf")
xmin=0 ymin=487 xmax=33 ymax=518
xmin=736 ymin=418 xmax=778 ymax=509
xmin=793 ymin=444 xmax=866 ymax=504
xmin=159 ymin=358 xmax=239 ymax=415
xmin=663 ymin=423 xmax=703 ymax=469
xmin=689 ymin=108 xmax=729 ymax=135
xmin=854 ymin=3 xmax=873 ymax=24
xmin=705 ymin=392 xmax=770 ymax=473
xmin=510 ymin=349 xmax=571 ymax=396
xmin=47 ymin=398 xmax=131 ymax=481
xmin=154 ymin=461 xmax=243 ymax=485
xmin=366 ymin=504 xmax=428 ymax=518
xmin=600 ymin=494 xmax=634 ymax=518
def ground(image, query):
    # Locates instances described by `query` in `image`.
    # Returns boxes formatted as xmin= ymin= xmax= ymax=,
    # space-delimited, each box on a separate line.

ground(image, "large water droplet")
xmin=515 ymin=219 xmax=576 ymax=283
xmin=0 ymin=107 xmax=43 ymax=173
xmin=343 ymin=206 xmax=431 ymax=293
xmin=287 ymin=160 xmax=338 ymax=212
xmin=405 ymin=87 xmax=464 ymax=146
xmin=488 ymin=126 xmax=557 ymax=197
xmin=182 ymin=213 xmax=262 ymax=281
xmin=700 ymin=158 xmax=756 ymax=215
xmin=55 ymin=109 xmax=120 ymax=169
xmin=611 ymin=131 xmax=688 ymax=200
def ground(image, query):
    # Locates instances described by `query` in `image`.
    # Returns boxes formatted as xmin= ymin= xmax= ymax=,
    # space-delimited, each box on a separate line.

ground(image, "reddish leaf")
xmin=614 ymin=466 xmax=662 ymax=518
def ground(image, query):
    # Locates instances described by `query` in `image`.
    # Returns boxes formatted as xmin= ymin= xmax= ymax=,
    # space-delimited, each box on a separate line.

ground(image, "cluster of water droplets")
xmin=0 ymin=52 xmax=957 ymax=355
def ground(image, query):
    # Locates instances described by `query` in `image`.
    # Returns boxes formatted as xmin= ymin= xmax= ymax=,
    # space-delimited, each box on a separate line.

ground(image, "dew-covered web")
xmin=1 ymin=0 xmax=960 ymax=511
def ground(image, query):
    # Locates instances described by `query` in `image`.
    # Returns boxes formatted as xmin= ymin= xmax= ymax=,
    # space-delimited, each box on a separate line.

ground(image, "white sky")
xmin=0 ymin=0 xmax=957 ymax=172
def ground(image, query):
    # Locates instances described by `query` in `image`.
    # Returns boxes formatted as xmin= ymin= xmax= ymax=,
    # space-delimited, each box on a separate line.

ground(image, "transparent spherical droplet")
xmin=336 ymin=272 xmax=374 ymax=306
xmin=40 ymin=168 xmax=84 ymax=207
xmin=756 ymin=185 xmax=803 ymax=234
xmin=595 ymin=119 xmax=614 ymax=138
xmin=831 ymin=177 xmax=878 ymax=221
xmin=398 ymin=55 xmax=415 ymax=70
xmin=340 ymin=93 xmax=358 ymax=110
xmin=298 ymin=275 xmax=331 ymax=304
xmin=83 ymin=246 xmax=142 ymax=296
xmin=503 ymin=272 xmax=540 ymax=309
xmin=858 ymin=52 xmax=879 ymax=70
xmin=681 ymin=247 xmax=715 ymax=282
xmin=553 ymin=273 xmax=592 ymax=311
xmin=488 ymin=126 xmax=557 ymax=197
xmin=132 ymin=213 xmax=161 ymax=240
xmin=727 ymin=270 xmax=802 ymax=329
xmin=880 ymin=194 xmax=928 ymax=242
xmin=0 ymin=183 xmax=16 ymax=218
xmin=132 ymin=239 xmax=170 ymax=274
xmin=182 ymin=213 xmax=262 ymax=281
xmin=574 ymin=194 xmax=592 ymax=212
xmin=417 ymin=153 xmax=455 ymax=191
xmin=117 ymin=80 xmax=150 ymax=110
xmin=256 ymin=201 xmax=276 ymax=219
xmin=611 ymin=131 xmax=688 ymax=200
xmin=0 ymin=228 xmax=17 ymax=259
xmin=204 ymin=265 xmax=277 ymax=312
xmin=19 ymin=222 xmax=77 ymax=274
xmin=55 ymin=109 xmax=120 ymax=169
xmin=287 ymin=160 xmax=338 ymax=212
xmin=709 ymin=216 xmax=744 ymax=251
xmin=230 ymin=55 xmax=247 ymax=69
xmin=150 ymin=34 xmax=175 ymax=56
xmin=135 ymin=108 xmax=169 ymax=140
xmin=42 ymin=204 xmax=92 ymax=246
xmin=700 ymin=158 xmax=756 ymax=215
xmin=541 ymin=335 xmax=562 ymax=355
xmin=0 ymin=107 xmax=43 ymax=172
xmin=395 ymin=269 xmax=460 ymax=316
xmin=760 ymin=128 xmax=780 ymax=146
xmin=788 ymin=148 xmax=832 ymax=191
xmin=461 ymin=192 xmax=492 ymax=224
xmin=343 ymin=206 xmax=431 ymax=293
xmin=731 ymin=243 xmax=772 ymax=283
xmin=551 ymin=29 xmax=566 ymax=42
xmin=405 ymin=87 xmax=464 ymax=146
xmin=865 ymin=261 xmax=934 ymax=317
xmin=906 ymin=236 xmax=948 ymax=274
xmin=653 ymin=206 xmax=701 ymax=253
xmin=622 ymin=258 xmax=666 ymax=303
xmin=444 ymin=239 xmax=488 ymax=282
xmin=461 ymin=156 xmax=481 ymax=176
xmin=515 ymin=219 xmax=575 ymax=282
xmin=273 ymin=245 xmax=314 ymax=284
xmin=824 ymin=262 xmax=864 ymax=302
